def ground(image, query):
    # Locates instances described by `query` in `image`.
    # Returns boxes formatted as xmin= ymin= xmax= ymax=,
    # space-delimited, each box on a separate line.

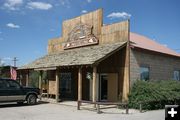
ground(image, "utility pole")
xmin=12 ymin=57 xmax=18 ymax=67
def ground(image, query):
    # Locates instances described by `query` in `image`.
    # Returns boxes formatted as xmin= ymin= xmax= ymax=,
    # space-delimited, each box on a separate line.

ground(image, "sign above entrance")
xmin=63 ymin=24 xmax=99 ymax=50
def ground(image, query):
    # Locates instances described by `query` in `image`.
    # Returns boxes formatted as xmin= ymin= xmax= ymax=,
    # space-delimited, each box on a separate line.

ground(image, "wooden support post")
xmin=92 ymin=66 xmax=97 ymax=103
xmin=77 ymin=101 xmax=80 ymax=110
xmin=39 ymin=71 xmax=42 ymax=90
xmin=122 ymin=44 xmax=130 ymax=101
xmin=97 ymin=104 xmax=101 ymax=114
xmin=55 ymin=69 xmax=60 ymax=102
xmin=78 ymin=67 xmax=82 ymax=101
xmin=126 ymin=104 xmax=129 ymax=114
xmin=26 ymin=70 xmax=29 ymax=87
xmin=139 ymin=103 xmax=142 ymax=113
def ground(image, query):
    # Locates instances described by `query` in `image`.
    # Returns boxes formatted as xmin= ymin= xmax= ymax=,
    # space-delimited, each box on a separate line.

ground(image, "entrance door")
xmin=60 ymin=73 xmax=72 ymax=100
xmin=100 ymin=74 xmax=108 ymax=101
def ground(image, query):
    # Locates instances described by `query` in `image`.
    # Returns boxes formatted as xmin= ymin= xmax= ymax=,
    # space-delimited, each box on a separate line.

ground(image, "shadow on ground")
xmin=0 ymin=101 xmax=49 ymax=108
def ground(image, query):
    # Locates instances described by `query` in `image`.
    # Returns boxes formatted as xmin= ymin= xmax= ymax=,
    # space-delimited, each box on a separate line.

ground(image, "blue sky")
xmin=0 ymin=0 xmax=180 ymax=66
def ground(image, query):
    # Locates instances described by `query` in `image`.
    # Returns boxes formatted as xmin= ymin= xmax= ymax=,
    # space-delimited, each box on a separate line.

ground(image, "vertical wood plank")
xmin=39 ymin=71 xmax=42 ymax=90
xmin=78 ymin=67 xmax=82 ymax=101
xmin=92 ymin=66 xmax=97 ymax=102
xmin=122 ymin=44 xmax=130 ymax=101
xmin=56 ymin=69 xmax=60 ymax=102
xmin=26 ymin=70 xmax=29 ymax=87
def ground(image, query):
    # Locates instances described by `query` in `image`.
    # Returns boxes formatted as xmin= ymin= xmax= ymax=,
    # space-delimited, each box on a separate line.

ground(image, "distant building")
xmin=0 ymin=66 xmax=17 ymax=79
xmin=18 ymin=9 xmax=180 ymax=103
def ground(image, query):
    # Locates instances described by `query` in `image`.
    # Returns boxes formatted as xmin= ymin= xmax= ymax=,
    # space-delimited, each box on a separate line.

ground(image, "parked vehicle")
xmin=0 ymin=78 xmax=41 ymax=105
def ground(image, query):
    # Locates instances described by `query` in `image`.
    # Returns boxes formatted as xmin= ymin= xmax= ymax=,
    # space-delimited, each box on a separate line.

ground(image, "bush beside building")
xmin=128 ymin=80 xmax=180 ymax=110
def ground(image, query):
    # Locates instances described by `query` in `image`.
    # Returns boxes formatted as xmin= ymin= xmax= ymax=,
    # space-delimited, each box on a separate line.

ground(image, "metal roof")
xmin=130 ymin=32 xmax=180 ymax=57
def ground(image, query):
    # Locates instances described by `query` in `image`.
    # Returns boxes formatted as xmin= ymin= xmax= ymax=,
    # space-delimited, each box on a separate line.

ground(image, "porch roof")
xmin=18 ymin=42 xmax=126 ymax=70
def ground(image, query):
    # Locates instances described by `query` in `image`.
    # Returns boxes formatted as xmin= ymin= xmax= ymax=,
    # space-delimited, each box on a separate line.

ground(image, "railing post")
xmin=139 ymin=102 xmax=142 ymax=113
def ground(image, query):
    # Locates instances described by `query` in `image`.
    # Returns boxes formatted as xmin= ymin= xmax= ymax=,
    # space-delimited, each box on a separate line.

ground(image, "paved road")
xmin=0 ymin=102 xmax=164 ymax=120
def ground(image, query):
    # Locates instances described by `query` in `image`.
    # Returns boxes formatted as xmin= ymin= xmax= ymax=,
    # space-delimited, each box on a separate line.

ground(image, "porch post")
xmin=92 ymin=66 xmax=97 ymax=103
xmin=78 ymin=67 xmax=82 ymax=101
xmin=122 ymin=44 xmax=130 ymax=101
xmin=55 ymin=68 xmax=60 ymax=102
xmin=39 ymin=71 xmax=42 ymax=90
xmin=26 ymin=70 xmax=29 ymax=87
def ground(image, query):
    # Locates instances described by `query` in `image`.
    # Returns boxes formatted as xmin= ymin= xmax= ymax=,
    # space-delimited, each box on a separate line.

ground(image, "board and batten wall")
xmin=47 ymin=9 xmax=129 ymax=54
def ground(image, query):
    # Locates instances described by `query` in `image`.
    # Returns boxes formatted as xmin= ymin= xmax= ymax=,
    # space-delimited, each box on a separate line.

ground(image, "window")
xmin=7 ymin=80 xmax=20 ymax=89
xmin=0 ymin=80 xmax=6 ymax=89
xmin=140 ymin=67 xmax=150 ymax=81
xmin=60 ymin=73 xmax=71 ymax=93
xmin=173 ymin=70 xmax=180 ymax=81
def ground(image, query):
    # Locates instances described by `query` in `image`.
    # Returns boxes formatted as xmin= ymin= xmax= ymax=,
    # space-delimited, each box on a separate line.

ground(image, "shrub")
xmin=128 ymin=80 xmax=180 ymax=110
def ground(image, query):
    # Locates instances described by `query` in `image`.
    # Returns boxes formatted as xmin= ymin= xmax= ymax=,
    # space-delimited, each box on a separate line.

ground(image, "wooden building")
xmin=18 ymin=9 xmax=180 ymax=103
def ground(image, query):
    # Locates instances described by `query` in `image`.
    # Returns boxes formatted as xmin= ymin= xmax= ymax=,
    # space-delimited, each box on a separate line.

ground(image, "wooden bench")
xmin=77 ymin=100 xmax=129 ymax=114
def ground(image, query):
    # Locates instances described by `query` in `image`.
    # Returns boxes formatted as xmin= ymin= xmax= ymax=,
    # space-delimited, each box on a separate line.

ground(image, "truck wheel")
xmin=27 ymin=94 xmax=37 ymax=105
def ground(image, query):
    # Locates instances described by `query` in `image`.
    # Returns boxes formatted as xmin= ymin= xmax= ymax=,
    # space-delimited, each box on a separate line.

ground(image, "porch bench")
xmin=77 ymin=100 xmax=129 ymax=114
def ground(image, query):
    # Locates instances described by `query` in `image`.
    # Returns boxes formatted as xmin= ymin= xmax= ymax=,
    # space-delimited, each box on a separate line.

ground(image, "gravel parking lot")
xmin=0 ymin=102 xmax=164 ymax=120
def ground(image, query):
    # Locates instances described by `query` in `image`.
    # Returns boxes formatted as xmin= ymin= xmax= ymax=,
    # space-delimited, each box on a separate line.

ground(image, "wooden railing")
xmin=77 ymin=100 xmax=129 ymax=114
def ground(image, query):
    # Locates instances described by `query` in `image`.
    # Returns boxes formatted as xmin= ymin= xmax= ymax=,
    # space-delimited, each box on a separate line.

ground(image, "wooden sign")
xmin=63 ymin=24 xmax=98 ymax=49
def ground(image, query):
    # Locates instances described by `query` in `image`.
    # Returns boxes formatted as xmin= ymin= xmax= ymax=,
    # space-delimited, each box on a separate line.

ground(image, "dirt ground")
xmin=0 ymin=102 xmax=164 ymax=120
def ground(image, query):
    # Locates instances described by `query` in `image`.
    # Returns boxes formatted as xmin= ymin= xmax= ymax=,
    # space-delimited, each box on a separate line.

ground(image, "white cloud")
xmin=3 ymin=0 xmax=23 ymax=10
xmin=81 ymin=10 xmax=87 ymax=14
xmin=59 ymin=0 xmax=70 ymax=8
xmin=0 ymin=60 xmax=5 ymax=65
xmin=3 ymin=57 xmax=12 ymax=60
xmin=27 ymin=2 xmax=52 ymax=10
xmin=87 ymin=0 xmax=92 ymax=3
xmin=107 ymin=12 xmax=131 ymax=19
xmin=6 ymin=23 xmax=20 ymax=29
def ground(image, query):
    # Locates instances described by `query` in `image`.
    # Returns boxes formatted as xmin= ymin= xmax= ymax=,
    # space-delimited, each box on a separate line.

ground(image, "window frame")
xmin=6 ymin=80 xmax=21 ymax=89
xmin=140 ymin=65 xmax=150 ymax=81
xmin=173 ymin=70 xmax=180 ymax=81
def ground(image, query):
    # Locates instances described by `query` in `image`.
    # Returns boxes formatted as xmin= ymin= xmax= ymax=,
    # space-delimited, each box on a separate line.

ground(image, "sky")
xmin=0 ymin=0 xmax=180 ymax=67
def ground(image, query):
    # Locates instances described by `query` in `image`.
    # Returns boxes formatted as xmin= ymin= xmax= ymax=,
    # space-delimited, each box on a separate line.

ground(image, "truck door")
xmin=0 ymin=80 xmax=8 ymax=102
xmin=5 ymin=80 xmax=25 ymax=101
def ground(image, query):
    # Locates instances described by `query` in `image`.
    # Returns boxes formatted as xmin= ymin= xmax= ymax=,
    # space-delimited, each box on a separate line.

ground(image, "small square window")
xmin=140 ymin=67 xmax=150 ymax=81
xmin=173 ymin=70 xmax=180 ymax=81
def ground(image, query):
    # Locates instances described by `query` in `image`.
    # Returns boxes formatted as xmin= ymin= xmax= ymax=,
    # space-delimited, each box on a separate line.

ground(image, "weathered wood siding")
xmin=47 ymin=9 xmax=129 ymax=54
xmin=48 ymin=37 xmax=64 ymax=54
xmin=108 ymin=73 xmax=118 ymax=102
xmin=100 ymin=21 xmax=129 ymax=44
xmin=48 ymin=80 xmax=56 ymax=95
xmin=62 ymin=9 xmax=102 ymax=42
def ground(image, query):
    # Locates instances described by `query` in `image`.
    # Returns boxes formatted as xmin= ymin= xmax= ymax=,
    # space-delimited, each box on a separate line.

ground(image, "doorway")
xmin=99 ymin=74 xmax=108 ymax=101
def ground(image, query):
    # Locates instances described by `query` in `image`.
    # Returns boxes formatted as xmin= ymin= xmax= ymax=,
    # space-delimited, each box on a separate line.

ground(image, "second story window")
xmin=140 ymin=66 xmax=150 ymax=81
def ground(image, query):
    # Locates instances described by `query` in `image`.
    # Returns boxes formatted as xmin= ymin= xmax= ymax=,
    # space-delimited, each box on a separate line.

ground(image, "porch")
xmin=18 ymin=42 xmax=130 ymax=104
